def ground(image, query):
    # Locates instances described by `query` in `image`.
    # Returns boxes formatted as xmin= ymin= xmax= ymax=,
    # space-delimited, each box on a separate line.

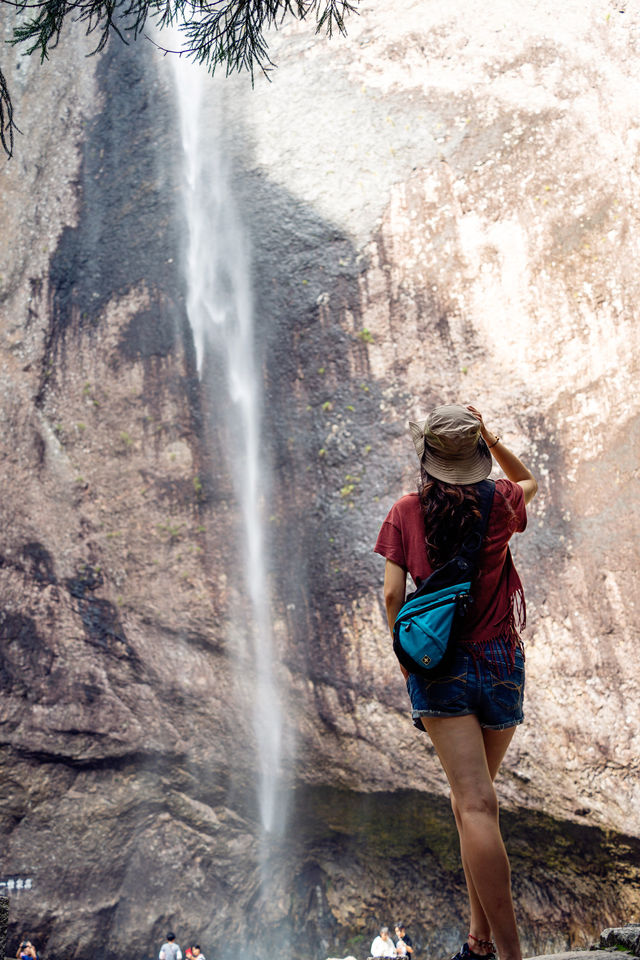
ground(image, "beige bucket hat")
xmin=409 ymin=404 xmax=492 ymax=484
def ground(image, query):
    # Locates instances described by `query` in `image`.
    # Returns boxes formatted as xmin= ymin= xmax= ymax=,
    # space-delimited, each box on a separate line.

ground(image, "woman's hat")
xmin=409 ymin=404 xmax=492 ymax=484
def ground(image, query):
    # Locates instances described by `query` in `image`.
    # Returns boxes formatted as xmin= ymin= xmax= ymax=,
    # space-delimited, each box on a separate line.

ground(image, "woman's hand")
xmin=467 ymin=404 xmax=483 ymax=425
xmin=468 ymin=404 xmax=538 ymax=503
xmin=467 ymin=405 xmax=497 ymax=445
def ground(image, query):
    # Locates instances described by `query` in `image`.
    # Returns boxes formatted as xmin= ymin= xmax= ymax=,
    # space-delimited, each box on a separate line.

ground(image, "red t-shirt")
xmin=374 ymin=479 xmax=527 ymax=649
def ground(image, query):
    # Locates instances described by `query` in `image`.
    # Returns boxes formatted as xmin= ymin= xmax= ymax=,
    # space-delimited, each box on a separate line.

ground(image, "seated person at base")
xmin=371 ymin=927 xmax=397 ymax=958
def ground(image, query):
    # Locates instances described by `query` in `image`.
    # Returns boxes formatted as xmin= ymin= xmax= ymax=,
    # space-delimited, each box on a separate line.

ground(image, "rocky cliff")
xmin=1 ymin=1 xmax=640 ymax=959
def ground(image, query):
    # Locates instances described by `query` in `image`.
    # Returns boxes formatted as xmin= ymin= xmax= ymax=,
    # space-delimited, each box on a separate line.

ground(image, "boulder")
xmin=600 ymin=926 xmax=640 ymax=957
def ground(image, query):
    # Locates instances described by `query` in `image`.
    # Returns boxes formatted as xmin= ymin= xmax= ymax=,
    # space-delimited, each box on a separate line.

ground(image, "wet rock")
xmin=0 ymin=897 xmax=8 ymax=960
xmin=529 ymin=954 xmax=628 ymax=960
xmin=600 ymin=926 xmax=640 ymax=956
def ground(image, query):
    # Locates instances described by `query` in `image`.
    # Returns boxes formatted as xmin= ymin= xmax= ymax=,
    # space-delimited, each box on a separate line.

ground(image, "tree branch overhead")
xmin=1 ymin=0 xmax=358 ymax=157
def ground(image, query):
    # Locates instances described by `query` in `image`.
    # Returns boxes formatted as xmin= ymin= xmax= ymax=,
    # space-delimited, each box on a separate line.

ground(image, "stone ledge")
xmin=526 ymin=953 xmax=632 ymax=960
xmin=327 ymin=940 xmax=640 ymax=960
xmin=327 ymin=952 xmax=633 ymax=960
xmin=599 ymin=926 xmax=640 ymax=958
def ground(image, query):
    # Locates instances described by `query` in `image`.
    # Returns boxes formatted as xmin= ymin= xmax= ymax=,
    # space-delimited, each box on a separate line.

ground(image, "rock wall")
xmin=0 ymin=896 xmax=8 ymax=960
xmin=1 ymin=1 xmax=640 ymax=958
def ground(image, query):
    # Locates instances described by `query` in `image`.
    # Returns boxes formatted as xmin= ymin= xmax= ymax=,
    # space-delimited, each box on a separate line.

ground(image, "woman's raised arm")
xmin=467 ymin=405 xmax=538 ymax=505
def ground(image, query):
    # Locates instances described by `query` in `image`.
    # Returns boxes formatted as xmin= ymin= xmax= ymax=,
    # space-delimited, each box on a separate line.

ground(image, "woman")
xmin=374 ymin=404 xmax=537 ymax=960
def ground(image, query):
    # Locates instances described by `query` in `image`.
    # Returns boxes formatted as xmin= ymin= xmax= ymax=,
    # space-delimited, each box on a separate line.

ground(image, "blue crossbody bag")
xmin=392 ymin=480 xmax=495 ymax=677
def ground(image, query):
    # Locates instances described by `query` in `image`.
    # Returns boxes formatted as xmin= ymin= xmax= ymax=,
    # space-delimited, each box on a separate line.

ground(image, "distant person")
xmin=191 ymin=945 xmax=206 ymax=960
xmin=16 ymin=941 xmax=37 ymax=960
xmin=370 ymin=926 xmax=397 ymax=957
xmin=376 ymin=404 xmax=537 ymax=960
xmin=159 ymin=933 xmax=183 ymax=960
xmin=395 ymin=925 xmax=414 ymax=956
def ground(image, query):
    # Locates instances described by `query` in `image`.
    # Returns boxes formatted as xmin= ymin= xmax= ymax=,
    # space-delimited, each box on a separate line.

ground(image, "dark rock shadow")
xmin=40 ymin=37 xmax=196 ymax=405
xmin=230 ymin=157 xmax=400 ymax=704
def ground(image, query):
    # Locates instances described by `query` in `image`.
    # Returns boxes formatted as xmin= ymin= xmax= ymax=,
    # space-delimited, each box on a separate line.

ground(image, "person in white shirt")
xmin=159 ymin=933 xmax=182 ymax=960
xmin=370 ymin=927 xmax=397 ymax=957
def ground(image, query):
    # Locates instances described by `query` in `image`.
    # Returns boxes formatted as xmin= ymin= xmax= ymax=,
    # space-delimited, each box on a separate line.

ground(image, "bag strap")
xmin=457 ymin=478 xmax=495 ymax=570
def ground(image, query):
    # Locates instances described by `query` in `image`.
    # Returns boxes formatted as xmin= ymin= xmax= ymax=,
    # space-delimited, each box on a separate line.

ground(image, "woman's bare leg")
xmin=422 ymin=715 xmax=521 ymax=960
xmin=451 ymin=726 xmax=517 ymax=953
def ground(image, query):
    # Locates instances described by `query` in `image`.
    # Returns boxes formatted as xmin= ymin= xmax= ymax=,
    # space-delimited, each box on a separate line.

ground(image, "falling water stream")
xmin=171 ymin=54 xmax=284 ymax=840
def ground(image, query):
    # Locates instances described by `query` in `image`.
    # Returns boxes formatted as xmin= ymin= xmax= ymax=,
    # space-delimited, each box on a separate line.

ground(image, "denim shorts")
xmin=406 ymin=645 xmax=525 ymax=731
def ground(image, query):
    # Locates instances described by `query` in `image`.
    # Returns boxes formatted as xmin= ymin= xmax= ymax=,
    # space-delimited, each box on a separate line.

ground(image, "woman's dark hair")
xmin=418 ymin=469 xmax=482 ymax=568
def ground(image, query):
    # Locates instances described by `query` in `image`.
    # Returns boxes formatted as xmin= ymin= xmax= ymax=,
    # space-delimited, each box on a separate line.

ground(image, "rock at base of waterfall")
xmin=599 ymin=926 xmax=640 ymax=957
xmin=0 ymin=896 xmax=9 ymax=960
xmin=525 ymin=954 xmax=633 ymax=960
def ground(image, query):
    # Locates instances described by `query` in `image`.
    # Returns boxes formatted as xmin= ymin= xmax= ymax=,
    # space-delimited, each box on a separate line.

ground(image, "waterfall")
xmin=171 ymin=53 xmax=284 ymax=838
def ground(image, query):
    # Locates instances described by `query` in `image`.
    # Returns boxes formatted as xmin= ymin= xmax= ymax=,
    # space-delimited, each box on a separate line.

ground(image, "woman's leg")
xmin=451 ymin=726 xmax=517 ymax=954
xmin=422 ymin=715 xmax=521 ymax=960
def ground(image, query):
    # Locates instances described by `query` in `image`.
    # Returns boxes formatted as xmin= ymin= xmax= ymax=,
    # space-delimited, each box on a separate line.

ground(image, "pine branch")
xmin=0 ymin=66 xmax=19 ymax=157
xmin=151 ymin=0 xmax=358 ymax=81
xmin=1 ymin=0 xmax=359 ymax=157
xmin=9 ymin=0 xmax=153 ymax=60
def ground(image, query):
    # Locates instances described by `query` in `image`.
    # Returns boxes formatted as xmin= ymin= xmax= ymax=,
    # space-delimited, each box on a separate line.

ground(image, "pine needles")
xmin=1 ymin=0 xmax=359 ymax=157
xmin=153 ymin=0 xmax=358 ymax=79
xmin=0 ymin=66 xmax=18 ymax=156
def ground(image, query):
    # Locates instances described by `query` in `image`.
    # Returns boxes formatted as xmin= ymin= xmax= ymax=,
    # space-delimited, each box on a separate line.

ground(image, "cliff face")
xmin=1 ymin=1 xmax=640 ymax=958
xmin=236 ymin=0 xmax=640 ymax=830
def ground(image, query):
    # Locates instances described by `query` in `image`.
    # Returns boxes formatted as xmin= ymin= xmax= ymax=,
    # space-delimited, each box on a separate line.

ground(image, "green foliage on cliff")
xmin=1 ymin=0 xmax=358 ymax=157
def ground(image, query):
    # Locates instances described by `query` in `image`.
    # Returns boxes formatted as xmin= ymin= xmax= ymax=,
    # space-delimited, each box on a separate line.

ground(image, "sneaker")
xmin=449 ymin=942 xmax=496 ymax=960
